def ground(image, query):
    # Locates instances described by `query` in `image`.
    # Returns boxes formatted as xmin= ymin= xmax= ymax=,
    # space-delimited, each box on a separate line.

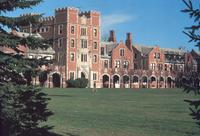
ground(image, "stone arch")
xmin=102 ymin=74 xmax=110 ymax=88
xmin=52 ymin=73 xmax=61 ymax=87
xmin=113 ymin=74 xmax=120 ymax=88
xmin=123 ymin=74 xmax=130 ymax=88
xmin=132 ymin=75 xmax=139 ymax=83
xmin=141 ymin=75 xmax=148 ymax=88
xmin=132 ymin=75 xmax=139 ymax=88
xmin=150 ymin=75 xmax=157 ymax=88
xmin=159 ymin=76 xmax=165 ymax=88
xmin=167 ymin=76 xmax=172 ymax=88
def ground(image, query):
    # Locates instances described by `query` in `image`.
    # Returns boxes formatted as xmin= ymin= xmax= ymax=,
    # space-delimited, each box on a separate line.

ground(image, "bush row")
xmin=66 ymin=78 xmax=88 ymax=88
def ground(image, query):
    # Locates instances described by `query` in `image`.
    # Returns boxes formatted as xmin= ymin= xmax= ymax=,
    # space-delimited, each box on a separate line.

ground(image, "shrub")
xmin=66 ymin=78 xmax=88 ymax=88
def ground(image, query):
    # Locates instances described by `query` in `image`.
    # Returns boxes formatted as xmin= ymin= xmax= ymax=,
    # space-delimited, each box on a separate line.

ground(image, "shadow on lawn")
xmin=65 ymin=132 xmax=80 ymax=136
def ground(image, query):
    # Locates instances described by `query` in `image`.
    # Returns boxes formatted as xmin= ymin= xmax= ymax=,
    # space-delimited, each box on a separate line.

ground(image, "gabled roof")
xmin=134 ymin=45 xmax=154 ymax=55
xmin=101 ymin=41 xmax=117 ymax=58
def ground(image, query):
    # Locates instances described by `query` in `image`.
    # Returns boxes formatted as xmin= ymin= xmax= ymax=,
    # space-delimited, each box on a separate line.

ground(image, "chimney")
xmin=125 ymin=32 xmax=133 ymax=50
xmin=108 ymin=30 xmax=116 ymax=43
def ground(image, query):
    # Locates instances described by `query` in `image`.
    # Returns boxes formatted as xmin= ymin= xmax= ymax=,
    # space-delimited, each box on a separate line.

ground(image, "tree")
xmin=39 ymin=71 xmax=48 ymax=87
xmin=182 ymin=0 xmax=200 ymax=127
xmin=0 ymin=0 xmax=57 ymax=135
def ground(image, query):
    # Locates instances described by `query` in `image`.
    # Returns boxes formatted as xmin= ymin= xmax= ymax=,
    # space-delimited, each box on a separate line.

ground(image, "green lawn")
xmin=43 ymin=88 xmax=200 ymax=136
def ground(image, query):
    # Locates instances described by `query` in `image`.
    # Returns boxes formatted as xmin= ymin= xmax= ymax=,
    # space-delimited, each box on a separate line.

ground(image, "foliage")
xmin=66 ymin=78 xmax=88 ymax=88
xmin=39 ymin=71 xmax=48 ymax=87
xmin=0 ymin=84 xmax=53 ymax=136
xmin=182 ymin=0 xmax=200 ymax=127
xmin=0 ymin=0 xmax=55 ymax=135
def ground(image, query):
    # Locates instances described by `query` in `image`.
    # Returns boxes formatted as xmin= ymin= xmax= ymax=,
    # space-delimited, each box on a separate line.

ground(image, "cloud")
xmin=101 ymin=13 xmax=137 ymax=33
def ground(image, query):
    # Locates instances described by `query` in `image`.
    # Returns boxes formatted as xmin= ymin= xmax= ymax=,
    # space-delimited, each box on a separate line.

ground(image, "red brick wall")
xmin=111 ymin=42 xmax=133 ymax=70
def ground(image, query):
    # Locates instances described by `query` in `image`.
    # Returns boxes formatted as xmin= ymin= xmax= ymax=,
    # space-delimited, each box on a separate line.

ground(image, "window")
xmin=58 ymin=24 xmax=63 ymax=35
xmin=71 ymin=26 xmax=75 ymax=34
xmin=123 ymin=61 xmax=129 ymax=69
xmin=58 ymin=38 xmax=63 ymax=48
xmin=71 ymin=39 xmax=75 ymax=48
xmin=151 ymin=63 xmax=156 ymax=70
xmin=135 ymin=53 xmax=137 ymax=59
xmin=94 ymin=29 xmax=97 ymax=37
xmin=164 ymin=64 xmax=167 ymax=71
xmin=94 ymin=42 xmax=98 ymax=49
xmin=40 ymin=27 xmax=45 ymax=33
xmin=45 ymin=27 xmax=49 ymax=32
xmin=158 ymin=64 xmax=163 ymax=70
xmin=81 ymin=28 xmax=87 ymax=36
xmin=154 ymin=52 xmax=160 ymax=59
xmin=70 ymin=72 xmax=75 ymax=79
xmin=93 ymin=55 xmax=97 ymax=63
xmin=120 ymin=49 xmax=125 ymax=56
xmin=104 ymin=60 xmax=108 ymax=68
xmin=101 ymin=47 xmax=104 ymax=55
xmin=70 ymin=53 xmax=75 ymax=61
xmin=154 ymin=53 xmax=157 ymax=59
xmin=170 ymin=65 xmax=173 ymax=71
xmin=23 ymin=29 xmax=27 ymax=33
xmin=134 ymin=63 xmax=137 ymax=69
xmin=157 ymin=53 xmax=160 ymax=59
xmin=81 ymin=39 xmax=87 ymax=48
xmin=93 ymin=73 xmax=97 ymax=80
xmin=115 ymin=60 xmax=120 ymax=68
xmin=81 ymin=54 xmax=87 ymax=62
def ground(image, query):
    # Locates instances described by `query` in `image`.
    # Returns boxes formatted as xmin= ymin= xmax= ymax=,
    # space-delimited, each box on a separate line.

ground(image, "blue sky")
xmin=6 ymin=0 xmax=199 ymax=50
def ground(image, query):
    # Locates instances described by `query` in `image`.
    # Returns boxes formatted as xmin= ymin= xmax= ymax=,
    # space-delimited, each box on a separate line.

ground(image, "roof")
xmin=101 ymin=41 xmax=117 ymax=58
xmin=134 ymin=45 xmax=154 ymax=55
xmin=12 ymin=31 xmax=43 ymax=39
xmin=161 ymin=48 xmax=186 ymax=55
xmin=28 ymin=47 xmax=55 ymax=54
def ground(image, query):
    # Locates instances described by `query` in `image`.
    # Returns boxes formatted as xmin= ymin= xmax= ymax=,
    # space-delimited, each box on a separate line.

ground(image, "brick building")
xmin=19 ymin=7 xmax=199 ymax=88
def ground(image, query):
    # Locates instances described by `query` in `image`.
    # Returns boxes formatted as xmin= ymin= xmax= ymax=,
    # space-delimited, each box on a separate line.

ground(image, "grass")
xmin=43 ymin=88 xmax=200 ymax=136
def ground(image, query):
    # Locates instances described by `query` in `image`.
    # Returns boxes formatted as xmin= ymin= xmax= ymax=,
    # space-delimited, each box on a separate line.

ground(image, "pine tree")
xmin=0 ymin=1 xmax=56 ymax=135
xmin=182 ymin=0 xmax=200 ymax=127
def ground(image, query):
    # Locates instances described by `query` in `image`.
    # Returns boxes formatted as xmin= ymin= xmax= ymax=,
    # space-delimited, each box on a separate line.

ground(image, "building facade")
xmin=19 ymin=7 xmax=199 ymax=88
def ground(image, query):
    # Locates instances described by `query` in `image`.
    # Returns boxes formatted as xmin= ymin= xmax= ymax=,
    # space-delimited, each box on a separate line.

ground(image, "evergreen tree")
xmin=182 ymin=0 xmax=200 ymax=127
xmin=0 ymin=0 xmax=57 ymax=135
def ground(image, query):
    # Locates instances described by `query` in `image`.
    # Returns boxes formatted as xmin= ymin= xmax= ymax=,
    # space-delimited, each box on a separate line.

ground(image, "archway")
xmin=167 ymin=77 xmax=172 ymax=88
xmin=150 ymin=76 xmax=157 ymax=88
xmin=123 ymin=75 xmax=130 ymax=88
xmin=132 ymin=75 xmax=139 ymax=88
xmin=133 ymin=76 xmax=139 ymax=83
xmin=52 ymin=73 xmax=61 ymax=87
xmin=113 ymin=75 xmax=120 ymax=88
xmin=142 ymin=76 xmax=148 ymax=88
xmin=81 ymin=72 xmax=86 ymax=78
xmin=102 ymin=75 xmax=109 ymax=88
xmin=160 ymin=76 xmax=164 ymax=88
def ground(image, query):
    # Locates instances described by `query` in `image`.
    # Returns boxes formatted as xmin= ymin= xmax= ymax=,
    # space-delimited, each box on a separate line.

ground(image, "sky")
xmin=5 ymin=0 xmax=199 ymax=51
